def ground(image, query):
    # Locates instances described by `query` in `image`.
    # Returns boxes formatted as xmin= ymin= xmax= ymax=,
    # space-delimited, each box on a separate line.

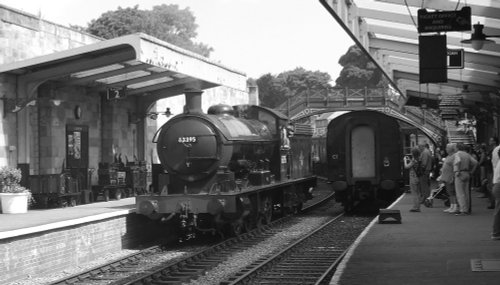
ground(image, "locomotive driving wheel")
xmin=229 ymin=221 xmax=244 ymax=236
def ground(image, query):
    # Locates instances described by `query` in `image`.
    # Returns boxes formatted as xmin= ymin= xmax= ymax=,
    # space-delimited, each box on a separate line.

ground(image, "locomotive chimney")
xmin=184 ymin=89 xmax=203 ymax=113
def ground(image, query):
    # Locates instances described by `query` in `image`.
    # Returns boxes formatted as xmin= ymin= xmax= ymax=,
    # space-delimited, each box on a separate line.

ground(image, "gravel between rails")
xmin=186 ymin=199 xmax=343 ymax=285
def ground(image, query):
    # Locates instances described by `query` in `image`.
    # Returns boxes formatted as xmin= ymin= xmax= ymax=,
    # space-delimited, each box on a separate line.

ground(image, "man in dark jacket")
xmin=419 ymin=142 xmax=433 ymax=202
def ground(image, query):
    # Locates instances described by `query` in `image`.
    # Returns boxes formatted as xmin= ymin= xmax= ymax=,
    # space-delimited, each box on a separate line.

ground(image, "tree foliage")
xmin=86 ymin=5 xmax=212 ymax=57
xmin=256 ymin=73 xmax=286 ymax=109
xmin=256 ymin=68 xmax=332 ymax=108
xmin=335 ymin=45 xmax=386 ymax=88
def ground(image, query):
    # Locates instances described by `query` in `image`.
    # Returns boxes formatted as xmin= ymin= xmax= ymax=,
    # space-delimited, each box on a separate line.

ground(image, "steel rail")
xmin=48 ymin=246 xmax=161 ymax=285
xmin=220 ymin=212 xmax=346 ymax=285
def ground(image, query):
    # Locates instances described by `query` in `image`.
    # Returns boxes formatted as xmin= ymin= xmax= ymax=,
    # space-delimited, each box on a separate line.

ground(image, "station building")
xmin=0 ymin=5 xmax=255 ymax=192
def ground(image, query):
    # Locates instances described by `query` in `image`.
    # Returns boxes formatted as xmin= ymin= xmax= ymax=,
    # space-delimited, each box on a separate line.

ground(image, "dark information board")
xmin=419 ymin=35 xmax=447 ymax=83
xmin=418 ymin=6 xmax=471 ymax=33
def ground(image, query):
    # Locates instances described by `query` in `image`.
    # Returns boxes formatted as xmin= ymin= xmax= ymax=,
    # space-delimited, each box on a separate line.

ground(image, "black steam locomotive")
xmin=136 ymin=90 xmax=316 ymax=238
xmin=326 ymin=110 xmax=404 ymax=211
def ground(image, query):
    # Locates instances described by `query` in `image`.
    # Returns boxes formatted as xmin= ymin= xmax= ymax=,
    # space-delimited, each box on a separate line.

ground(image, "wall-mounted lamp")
xmin=128 ymin=107 xmax=173 ymax=124
xmin=51 ymin=99 xmax=62 ymax=106
xmin=461 ymin=23 xmax=500 ymax=51
xmin=147 ymin=107 xmax=172 ymax=120
xmin=1 ymin=98 xmax=37 ymax=117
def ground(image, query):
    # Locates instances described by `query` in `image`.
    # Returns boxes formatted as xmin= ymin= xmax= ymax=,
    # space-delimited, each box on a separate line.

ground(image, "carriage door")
xmin=351 ymin=125 xmax=375 ymax=178
xmin=66 ymin=125 xmax=89 ymax=191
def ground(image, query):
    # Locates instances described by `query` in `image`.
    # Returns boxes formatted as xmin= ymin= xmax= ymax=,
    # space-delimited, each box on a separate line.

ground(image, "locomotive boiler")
xmin=136 ymin=90 xmax=316 ymax=238
xmin=327 ymin=110 xmax=404 ymax=211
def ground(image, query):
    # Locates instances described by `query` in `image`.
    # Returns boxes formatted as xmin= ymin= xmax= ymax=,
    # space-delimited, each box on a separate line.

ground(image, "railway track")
xmin=220 ymin=214 xmax=373 ymax=285
xmin=49 ymin=182 xmax=335 ymax=285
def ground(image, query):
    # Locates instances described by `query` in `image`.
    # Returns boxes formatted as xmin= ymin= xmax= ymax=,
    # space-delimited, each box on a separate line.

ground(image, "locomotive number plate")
xmin=178 ymin=136 xmax=197 ymax=143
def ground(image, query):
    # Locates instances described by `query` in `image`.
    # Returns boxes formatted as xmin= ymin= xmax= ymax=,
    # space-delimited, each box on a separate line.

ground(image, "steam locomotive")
xmin=326 ymin=110 xmax=404 ymax=211
xmin=136 ymin=90 xmax=316 ymax=238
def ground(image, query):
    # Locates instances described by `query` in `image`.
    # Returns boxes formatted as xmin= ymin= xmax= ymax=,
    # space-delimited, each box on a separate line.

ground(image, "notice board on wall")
xmin=66 ymin=125 xmax=89 ymax=169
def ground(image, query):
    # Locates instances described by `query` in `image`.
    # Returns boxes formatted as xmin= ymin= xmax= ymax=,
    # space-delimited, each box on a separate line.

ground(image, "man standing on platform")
xmin=489 ymin=137 xmax=500 ymax=209
xmin=419 ymin=142 xmax=433 ymax=203
xmin=454 ymin=143 xmax=478 ymax=215
xmin=490 ymin=142 xmax=500 ymax=240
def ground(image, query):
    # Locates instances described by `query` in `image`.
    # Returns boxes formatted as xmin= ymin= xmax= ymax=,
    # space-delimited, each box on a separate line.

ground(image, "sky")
xmin=0 ymin=0 xmax=354 ymax=81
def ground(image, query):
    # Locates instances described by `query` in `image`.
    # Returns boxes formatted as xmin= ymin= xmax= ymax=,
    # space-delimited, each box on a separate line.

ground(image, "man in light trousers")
xmin=453 ymin=143 xmax=478 ymax=215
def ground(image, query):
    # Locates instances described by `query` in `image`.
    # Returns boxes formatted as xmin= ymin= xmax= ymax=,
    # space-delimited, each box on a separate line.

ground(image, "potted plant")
xmin=0 ymin=166 xmax=32 ymax=214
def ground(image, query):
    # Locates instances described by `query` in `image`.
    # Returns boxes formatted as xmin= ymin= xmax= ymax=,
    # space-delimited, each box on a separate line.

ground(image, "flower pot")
xmin=0 ymin=193 xmax=29 ymax=214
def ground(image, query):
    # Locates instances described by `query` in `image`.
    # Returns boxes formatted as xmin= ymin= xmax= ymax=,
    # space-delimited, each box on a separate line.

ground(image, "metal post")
xmin=344 ymin=87 xmax=348 ymax=107
xmin=364 ymin=86 xmax=368 ymax=106
xmin=287 ymin=97 xmax=290 ymax=117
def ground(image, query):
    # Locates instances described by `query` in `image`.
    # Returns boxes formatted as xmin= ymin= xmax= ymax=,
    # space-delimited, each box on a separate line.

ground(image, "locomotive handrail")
xmin=151 ymin=126 xmax=163 ymax=143
xmin=186 ymin=156 xmax=219 ymax=161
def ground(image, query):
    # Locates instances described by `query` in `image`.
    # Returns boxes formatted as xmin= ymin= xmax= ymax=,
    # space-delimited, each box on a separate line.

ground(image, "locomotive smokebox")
xmin=184 ymin=89 xmax=203 ymax=113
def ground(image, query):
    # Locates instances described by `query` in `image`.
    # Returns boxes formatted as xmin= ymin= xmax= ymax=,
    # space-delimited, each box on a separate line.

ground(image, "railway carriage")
xmin=326 ymin=110 xmax=404 ymax=211
xmin=136 ymin=90 xmax=316 ymax=238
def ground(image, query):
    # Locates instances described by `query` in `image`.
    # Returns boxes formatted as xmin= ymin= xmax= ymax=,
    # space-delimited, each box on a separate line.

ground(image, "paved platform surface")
xmin=331 ymin=191 xmax=500 ymax=285
xmin=0 ymin=198 xmax=136 ymax=239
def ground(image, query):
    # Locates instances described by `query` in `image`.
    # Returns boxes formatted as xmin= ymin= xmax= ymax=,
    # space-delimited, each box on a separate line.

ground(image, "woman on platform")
xmin=404 ymin=147 xmax=422 ymax=212
xmin=438 ymin=143 xmax=458 ymax=213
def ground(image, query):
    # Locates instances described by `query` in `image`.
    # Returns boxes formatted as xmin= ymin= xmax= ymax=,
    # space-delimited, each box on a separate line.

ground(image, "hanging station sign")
xmin=417 ymin=6 xmax=471 ymax=33
xmin=447 ymin=49 xmax=464 ymax=69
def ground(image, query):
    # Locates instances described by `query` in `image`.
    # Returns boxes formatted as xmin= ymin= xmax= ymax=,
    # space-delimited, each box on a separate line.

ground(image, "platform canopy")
xmin=0 ymin=33 xmax=247 ymax=100
xmin=320 ymin=0 xmax=500 ymax=109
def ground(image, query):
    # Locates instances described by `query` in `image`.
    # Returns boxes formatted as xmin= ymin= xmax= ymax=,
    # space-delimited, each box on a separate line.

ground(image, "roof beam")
xmin=369 ymin=37 xmax=500 ymax=69
xmin=376 ymin=0 xmax=500 ymax=21
xmin=358 ymin=6 xmax=500 ymax=36
xmin=389 ymin=62 xmax=499 ymax=88
xmin=21 ymin=48 xmax=136 ymax=83
xmin=367 ymin=23 xmax=500 ymax=55
xmin=107 ymin=71 xmax=175 ymax=89
xmin=406 ymin=89 xmax=440 ymax=101
xmin=383 ymin=55 xmax=500 ymax=83
xmin=394 ymin=70 xmax=496 ymax=92
xmin=66 ymin=63 xmax=152 ymax=86
xmin=397 ymin=79 xmax=463 ymax=96
xmin=126 ymin=77 xmax=196 ymax=96
xmin=371 ymin=48 xmax=500 ymax=74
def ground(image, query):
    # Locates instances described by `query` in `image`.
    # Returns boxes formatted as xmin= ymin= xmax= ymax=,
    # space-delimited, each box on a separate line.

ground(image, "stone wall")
xmin=0 ymin=4 xmax=99 ymax=65
xmin=0 ymin=4 xmax=100 ymax=168
xmin=0 ymin=213 xmax=164 ymax=284
xmin=34 ymin=85 xmax=102 ymax=175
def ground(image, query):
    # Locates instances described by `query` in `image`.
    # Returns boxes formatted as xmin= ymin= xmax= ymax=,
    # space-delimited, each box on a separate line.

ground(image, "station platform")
xmin=331 ymin=192 xmax=500 ymax=285
xmin=0 ymin=198 xmax=156 ymax=284
xmin=0 ymin=198 xmax=136 ymax=240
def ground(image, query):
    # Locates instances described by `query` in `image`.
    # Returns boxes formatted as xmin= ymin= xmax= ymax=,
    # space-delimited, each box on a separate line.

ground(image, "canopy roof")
xmin=0 ymin=33 xmax=247 ymax=99
xmin=320 ymin=0 xmax=500 ymax=107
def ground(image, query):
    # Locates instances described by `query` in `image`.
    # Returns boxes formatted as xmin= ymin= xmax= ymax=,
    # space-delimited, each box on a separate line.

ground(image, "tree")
xmin=256 ymin=68 xmax=332 ymax=109
xmin=335 ymin=45 xmax=386 ymax=88
xmin=86 ymin=4 xmax=212 ymax=57
xmin=256 ymin=73 xmax=287 ymax=108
